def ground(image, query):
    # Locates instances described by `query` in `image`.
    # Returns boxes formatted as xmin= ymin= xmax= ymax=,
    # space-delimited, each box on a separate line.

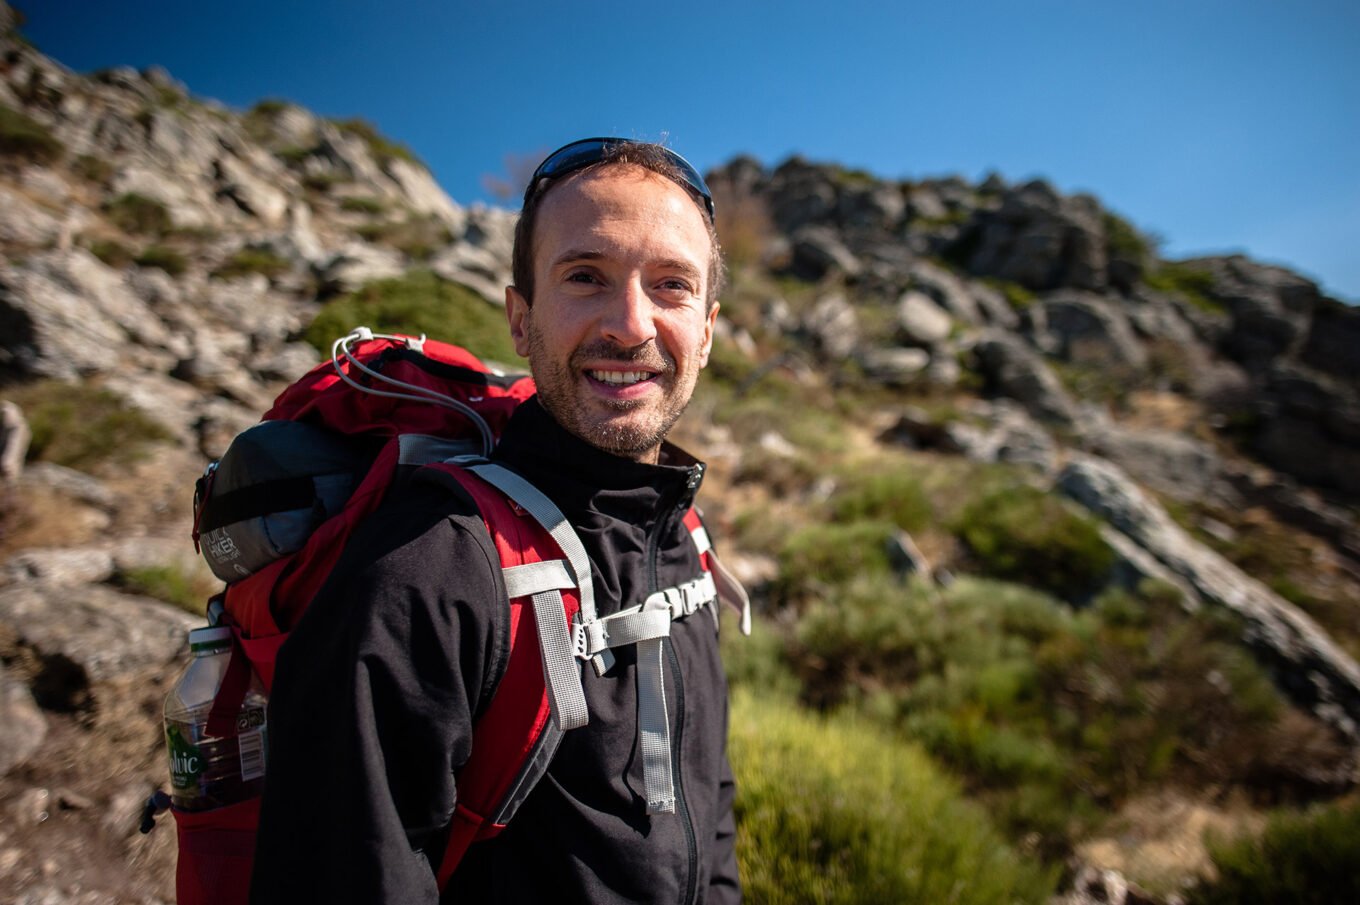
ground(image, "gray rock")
xmin=960 ymin=179 xmax=1108 ymax=291
xmin=905 ymin=185 xmax=949 ymax=222
xmin=2 ymin=549 xmax=116 ymax=587
xmin=1057 ymin=456 xmax=1360 ymax=740
xmin=385 ymin=158 xmax=466 ymax=230
xmin=765 ymin=158 xmax=839 ymax=232
xmin=0 ymin=664 xmax=48 ymax=776
xmin=966 ymin=279 xmax=1021 ymax=329
xmin=317 ymin=243 xmax=405 ymax=295
xmin=1082 ymin=421 xmax=1222 ymax=502
xmin=428 ymin=243 xmax=508 ymax=305
xmin=215 ymin=153 xmax=289 ymax=226
xmin=21 ymin=463 xmax=117 ymax=510
xmin=0 ymin=184 xmax=65 ymax=246
xmin=0 ymin=251 xmax=171 ymax=380
xmin=0 ymin=583 xmax=198 ymax=690
xmin=253 ymin=342 xmax=321 ymax=381
xmin=973 ymin=332 xmax=1079 ymax=425
xmin=944 ymin=399 xmax=1058 ymax=473
xmin=908 ymin=259 xmax=983 ymax=324
xmin=858 ymin=347 xmax=930 ymax=385
xmin=886 ymin=530 xmax=932 ymax=579
xmin=1 ymin=399 xmax=30 ymax=481
xmin=789 ymin=225 xmax=861 ymax=281
xmin=803 ymin=293 xmax=859 ymax=359
xmin=896 ymin=291 xmax=953 ymax=345
xmin=1038 ymin=291 xmax=1147 ymax=369
xmin=837 ymin=181 xmax=905 ymax=232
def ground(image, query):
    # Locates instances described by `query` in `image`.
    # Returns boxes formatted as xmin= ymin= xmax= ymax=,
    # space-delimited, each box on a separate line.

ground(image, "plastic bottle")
xmin=164 ymin=626 xmax=268 ymax=812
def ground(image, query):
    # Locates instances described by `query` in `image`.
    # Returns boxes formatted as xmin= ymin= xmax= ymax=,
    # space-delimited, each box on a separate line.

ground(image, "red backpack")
xmin=163 ymin=327 xmax=749 ymax=905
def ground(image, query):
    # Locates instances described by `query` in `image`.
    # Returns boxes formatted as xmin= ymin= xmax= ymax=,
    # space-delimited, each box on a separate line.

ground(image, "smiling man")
xmin=252 ymin=139 xmax=742 ymax=905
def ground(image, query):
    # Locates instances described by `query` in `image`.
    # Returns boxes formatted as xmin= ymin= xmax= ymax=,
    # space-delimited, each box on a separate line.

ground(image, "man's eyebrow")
xmin=550 ymin=251 xmax=703 ymax=280
xmin=551 ymin=249 xmax=605 ymax=269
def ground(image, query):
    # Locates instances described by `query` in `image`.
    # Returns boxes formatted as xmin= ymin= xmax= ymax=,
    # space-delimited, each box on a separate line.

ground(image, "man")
xmin=250 ymin=138 xmax=741 ymax=904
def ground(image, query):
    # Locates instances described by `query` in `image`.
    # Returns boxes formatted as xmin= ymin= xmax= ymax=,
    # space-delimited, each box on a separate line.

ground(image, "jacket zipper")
xmin=668 ymin=639 xmax=698 ymax=905
xmin=646 ymin=464 xmax=703 ymax=905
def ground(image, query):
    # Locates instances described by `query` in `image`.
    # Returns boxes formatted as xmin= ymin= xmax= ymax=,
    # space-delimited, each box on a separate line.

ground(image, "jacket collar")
xmin=492 ymin=396 xmax=706 ymax=525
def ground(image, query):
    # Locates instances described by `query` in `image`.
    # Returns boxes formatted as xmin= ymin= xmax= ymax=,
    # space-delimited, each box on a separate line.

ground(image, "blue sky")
xmin=23 ymin=0 xmax=1360 ymax=301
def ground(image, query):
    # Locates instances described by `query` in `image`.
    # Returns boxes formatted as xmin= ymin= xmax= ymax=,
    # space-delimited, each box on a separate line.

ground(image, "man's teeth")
xmin=590 ymin=370 xmax=652 ymax=386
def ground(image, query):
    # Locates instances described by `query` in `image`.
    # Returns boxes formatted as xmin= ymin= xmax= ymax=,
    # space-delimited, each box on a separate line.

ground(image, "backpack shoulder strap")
xmin=417 ymin=460 xmax=591 ymax=888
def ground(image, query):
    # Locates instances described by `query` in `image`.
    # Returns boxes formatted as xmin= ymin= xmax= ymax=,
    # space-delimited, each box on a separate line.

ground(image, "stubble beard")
xmin=527 ymin=328 xmax=694 ymax=460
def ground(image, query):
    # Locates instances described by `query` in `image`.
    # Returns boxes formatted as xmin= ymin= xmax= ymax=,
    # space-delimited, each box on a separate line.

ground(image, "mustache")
xmin=571 ymin=340 xmax=672 ymax=374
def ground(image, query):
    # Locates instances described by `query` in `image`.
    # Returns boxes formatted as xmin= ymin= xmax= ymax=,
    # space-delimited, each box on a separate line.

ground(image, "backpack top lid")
xmin=264 ymin=328 xmax=535 ymax=448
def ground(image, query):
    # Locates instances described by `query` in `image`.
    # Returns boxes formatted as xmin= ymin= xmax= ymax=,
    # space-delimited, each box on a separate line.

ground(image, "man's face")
xmin=507 ymin=165 xmax=719 ymax=463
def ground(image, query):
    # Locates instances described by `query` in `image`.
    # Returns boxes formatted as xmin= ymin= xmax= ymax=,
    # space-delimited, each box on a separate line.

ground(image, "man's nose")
xmin=600 ymin=277 xmax=658 ymax=348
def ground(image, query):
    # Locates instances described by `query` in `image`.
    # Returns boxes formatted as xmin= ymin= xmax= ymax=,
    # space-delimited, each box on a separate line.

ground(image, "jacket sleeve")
xmin=249 ymin=490 xmax=507 ymax=905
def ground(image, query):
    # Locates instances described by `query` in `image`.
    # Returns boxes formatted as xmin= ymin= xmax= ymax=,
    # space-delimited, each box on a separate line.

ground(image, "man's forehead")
xmin=538 ymin=166 xmax=707 ymax=231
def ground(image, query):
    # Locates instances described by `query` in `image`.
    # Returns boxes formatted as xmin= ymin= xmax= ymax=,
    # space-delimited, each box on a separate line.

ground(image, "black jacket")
xmin=250 ymin=397 xmax=741 ymax=904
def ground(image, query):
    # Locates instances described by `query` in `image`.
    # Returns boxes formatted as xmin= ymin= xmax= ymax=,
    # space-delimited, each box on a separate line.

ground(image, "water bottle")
xmin=164 ymin=626 xmax=268 ymax=811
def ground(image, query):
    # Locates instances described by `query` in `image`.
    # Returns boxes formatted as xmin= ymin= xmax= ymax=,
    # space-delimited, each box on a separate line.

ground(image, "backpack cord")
xmin=331 ymin=327 xmax=496 ymax=456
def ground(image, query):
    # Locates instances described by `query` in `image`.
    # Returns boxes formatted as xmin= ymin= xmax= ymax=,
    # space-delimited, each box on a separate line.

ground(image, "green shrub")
xmin=356 ymin=214 xmax=453 ymax=261
xmin=88 ymin=239 xmax=134 ymax=268
xmin=305 ymin=270 xmax=522 ymax=366
xmin=118 ymin=565 xmax=219 ymax=616
xmin=72 ymin=153 xmax=114 ymax=185
xmin=340 ymin=196 xmax=386 ymax=215
xmin=134 ymin=244 xmax=188 ymax=276
xmin=0 ymin=103 xmax=63 ymax=163
xmin=776 ymin=521 xmax=897 ymax=604
xmin=1144 ymin=262 xmax=1224 ymax=313
xmin=105 ymin=192 xmax=171 ymax=236
xmin=1190 ymin=800 xmax=1360 ymax=905
xmin=984 ymin=278 xmax=1036 ymax=311
xmin=953 ymin=484 xmax=1113 ymax=599
xmin=829 ymin=468 xmax=932 ymax=534
xmin=212 ymin=247 xmax=290 ymax=281
xmin=250 ymin=98 xmax=289 ymax=117
xmin=331 ymin=117 xmax=422 ymax=166
xmin=1103 ymin=212 xmax=1151 ymax=262
xmin=9 ymin=381 xmax=172 ymax=469
xmin=729 ymin=690 xmax=1057 ymax=904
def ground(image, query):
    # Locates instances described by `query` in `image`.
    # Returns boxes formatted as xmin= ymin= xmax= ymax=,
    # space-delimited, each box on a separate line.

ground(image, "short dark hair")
xmin=511 ymin=142 xmax=725 ymax=308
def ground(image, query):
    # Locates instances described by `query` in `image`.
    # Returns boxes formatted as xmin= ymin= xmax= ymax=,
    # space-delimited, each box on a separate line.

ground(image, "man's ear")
xmin=506 ymin=285 xmax=532 ymax=358
xmin=697 ymin=301 xmax=720 ymax=369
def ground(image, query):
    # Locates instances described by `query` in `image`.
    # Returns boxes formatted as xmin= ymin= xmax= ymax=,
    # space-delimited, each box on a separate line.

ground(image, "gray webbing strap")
xmin=503 ymin=560 xmax=574 ymax=598
xmin=464 ymin=461 xmax=611 ymax=674
xmin=580 ymin=608 xmax=672 ymax=655
xmin=636 ymin=636 xmax=674 ymax=813
xmin=532 ymin=590 xmax=589 ymax=731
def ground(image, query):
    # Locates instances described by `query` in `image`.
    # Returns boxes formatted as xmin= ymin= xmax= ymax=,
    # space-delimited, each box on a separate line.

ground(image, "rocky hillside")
xmin=1 ymin=4 xmax=1357 ymax=902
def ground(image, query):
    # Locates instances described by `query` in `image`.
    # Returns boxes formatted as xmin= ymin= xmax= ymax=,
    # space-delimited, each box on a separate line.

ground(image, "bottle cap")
xmin=188 ymin=626 xmax=232 ymax=654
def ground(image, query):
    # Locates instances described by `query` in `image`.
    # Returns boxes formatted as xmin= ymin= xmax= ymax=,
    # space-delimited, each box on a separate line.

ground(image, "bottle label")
xmin=237 ymin=707 xmax=267 ymax=782
xmin=165 ymin=722 xmax=205 ymax=793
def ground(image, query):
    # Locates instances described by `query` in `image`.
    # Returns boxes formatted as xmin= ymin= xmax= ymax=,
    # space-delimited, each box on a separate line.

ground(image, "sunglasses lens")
xmin=526 ymin=138 xmax=714 ymax=221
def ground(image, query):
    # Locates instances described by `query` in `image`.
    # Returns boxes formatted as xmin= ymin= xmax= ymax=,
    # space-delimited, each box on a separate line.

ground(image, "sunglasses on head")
xmin=524 ymin=137 xmax=715 ymax=223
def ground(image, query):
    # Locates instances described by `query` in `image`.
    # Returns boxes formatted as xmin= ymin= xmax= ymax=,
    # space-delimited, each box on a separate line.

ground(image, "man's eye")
xmin=659 ymin=279 xmax=694 ymax=293
xmin=566 ymin=271 xmax=599 ymax=284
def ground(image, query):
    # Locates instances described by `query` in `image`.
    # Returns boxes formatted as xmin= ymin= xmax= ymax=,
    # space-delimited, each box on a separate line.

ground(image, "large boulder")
xmin=895 ymin=291 xmax=953 ymax=345
xmin=0 ymin=584 xmax=198 ymax=704
xmin=1038 ymin=291 xmax=1148 ymax=370
xmin=788 ymin=225 xmax=861 ymax=281
xmin=957 ymin=179 xmax=1109 ymax=291
xmin=0 ymin=664 xmax=47 ymax=776
xmin=1057 ymin=456 xmax=1360 ymax=740
xmin=973 ymin=332 xmax=1079 ymax=425
xmin=0 ymin=251 xmax=175 ymax=380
